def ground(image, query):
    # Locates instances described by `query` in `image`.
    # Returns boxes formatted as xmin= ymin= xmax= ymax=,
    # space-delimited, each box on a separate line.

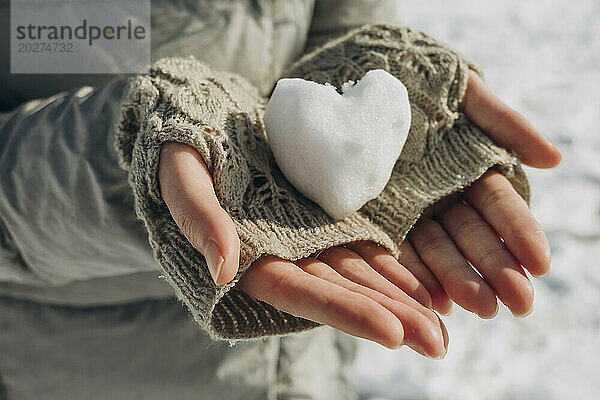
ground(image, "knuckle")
xmin=329 ymin=246 xmax=358 ymax=258
xmin=452 ymin=216 xmax=487 ymax=240
xmin=495 ymin=107 xmax=516 ymax=128
xmin=294 ymin=257 xmax=313 ymax=270
xmin=320 ymin=247 xmax=363 ymax=268
xmin=318 ymin=247 xmax=340 ymax=260
xmin=358 ymin=241 xmax=386 ymax=255
xmin=480 ymin=186 xmax=514 ymax=211
xmin=321 ymin=292 xmax=339 ymax=312
xmin=475 ymin=245 xmax=513 ymax=272
xmin=268 ymin=268 xmax=297 ymax=304
xmin=175 ymin=210 xmax=203 ymax=249
xmin=406 ymin=257 xmax=427 ymax=271
xmin=417 ymin=234 xmax=449 ymax=258
xmin=399 ymin=246 xmax=429 ymax=273
xmin=339 ymin=259 xmax=367 ymax=277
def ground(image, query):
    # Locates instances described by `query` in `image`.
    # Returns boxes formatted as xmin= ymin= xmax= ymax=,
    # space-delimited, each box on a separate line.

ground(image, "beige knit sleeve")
xmin=116 ymin=25 xmax=528 ymax=341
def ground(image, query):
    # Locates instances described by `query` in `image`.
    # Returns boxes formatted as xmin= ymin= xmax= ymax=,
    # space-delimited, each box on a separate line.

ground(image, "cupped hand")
xmin=159 ymin=141 xmax=447 ymax=357
xmin=157 ymin=71 xmax=561 ymax=355
xmin=399 ymin=71 xmax=561 ymax=318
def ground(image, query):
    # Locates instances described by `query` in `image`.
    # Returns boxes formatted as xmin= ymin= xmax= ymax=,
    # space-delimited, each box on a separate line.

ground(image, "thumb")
xmin=158 ymin=141 xmax=240 ymax=285
xmin=461 ymin=70 xmax=562 ymax=169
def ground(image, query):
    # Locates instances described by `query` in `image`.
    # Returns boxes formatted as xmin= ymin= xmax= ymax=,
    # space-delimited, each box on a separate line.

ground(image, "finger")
xmin=159 ymin=141 xmax=240 ymax=285
xmin=316 ymin=247 xmax=446 ymax=339
xmin=238 ymin=255 xmax=404 ymax=349
xmin=345 ymin=241 xmax=432 ymax=308
xmin=397 ymin=241 xmax=453 ymax=315
xmin=408 ymin=219 xmax=499 ymax=318
xmin=461 ymin=70 xmax=562 ymax=168
xmin=318 ymin=247 xmax=431 ymax=315
xmin=296 ymin=257 xmax=447 ymax=358
xmin=465 ymin=170 xmax=551 ymax=277
xmin=438 ymin=202 xmax=534 ymax=317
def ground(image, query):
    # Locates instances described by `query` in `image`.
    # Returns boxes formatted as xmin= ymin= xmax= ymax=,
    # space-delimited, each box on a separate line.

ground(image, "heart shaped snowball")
xmin=264 ymin=69 xmax=411 ymax=220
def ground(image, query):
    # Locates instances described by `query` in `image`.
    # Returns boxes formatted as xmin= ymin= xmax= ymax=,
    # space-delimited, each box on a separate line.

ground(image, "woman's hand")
xmin=400 ymin=71 xmax=561 ymax=318
xmin=159 ymin=141 xmax=448 ymax=357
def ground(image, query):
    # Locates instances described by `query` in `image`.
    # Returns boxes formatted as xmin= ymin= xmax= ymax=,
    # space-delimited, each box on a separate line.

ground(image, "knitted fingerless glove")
xmin=116 ymin=24 xmax=529 ymax=340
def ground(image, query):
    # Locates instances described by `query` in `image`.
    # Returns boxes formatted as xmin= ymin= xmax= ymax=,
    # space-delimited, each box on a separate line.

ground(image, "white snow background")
xmin=351 ymin=1 xmax=600 ymax=399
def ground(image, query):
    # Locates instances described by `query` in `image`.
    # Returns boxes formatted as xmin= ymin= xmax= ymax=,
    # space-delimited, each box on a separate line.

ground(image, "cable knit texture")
xmin=116 ymin=24 xmax=529 ymax=340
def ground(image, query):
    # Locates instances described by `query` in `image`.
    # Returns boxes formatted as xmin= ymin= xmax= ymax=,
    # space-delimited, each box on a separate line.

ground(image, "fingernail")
xmin=203 ymin=240 xmax=224 ymax=284
xmin=439 ymin=303 xmax=453 ymax=316
xmin=551 ymin=143 xmax=564 ymax=156
xmin=479 ymin=303 xmax=499 ymax=319
xmin=532 ymin=268 xmax=551 ymax=278
xmin=411 ymin=343 xmax=446 ymax=360
xmin=532 ymin=246 xmax=552 ymax=277
xmin=491 ymin=303 xmax=499 ymax=318
xmin=512 ymin=304 xmax=534 ymax=318
xmin=433 ymin=346 xmax=448 ymax=360
xmin=551 ymin=143 xmax=564 ymax=165
xmin=436 ymin=314 xmax=450 ymax=351
xmin=389 ymin=342 xmax=404 ymax=351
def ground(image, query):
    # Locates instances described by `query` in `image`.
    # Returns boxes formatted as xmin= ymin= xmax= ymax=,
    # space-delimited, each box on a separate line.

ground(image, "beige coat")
xmin=0 ymin=1 xmax=402 ymax=399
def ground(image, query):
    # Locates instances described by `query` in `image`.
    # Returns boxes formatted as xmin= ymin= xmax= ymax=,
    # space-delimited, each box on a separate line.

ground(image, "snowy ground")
xmin=352 ymin=1 xmax=600 ymax=399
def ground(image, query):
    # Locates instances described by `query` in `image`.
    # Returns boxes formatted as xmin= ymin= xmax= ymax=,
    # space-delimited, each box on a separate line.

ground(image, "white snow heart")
xmin=264 ymin=69 xmax=412 ymax=220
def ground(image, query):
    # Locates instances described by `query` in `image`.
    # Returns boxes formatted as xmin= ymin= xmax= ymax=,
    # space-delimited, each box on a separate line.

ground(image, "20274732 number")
xmin=17 ymin=42 xmax=73 ymax=53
